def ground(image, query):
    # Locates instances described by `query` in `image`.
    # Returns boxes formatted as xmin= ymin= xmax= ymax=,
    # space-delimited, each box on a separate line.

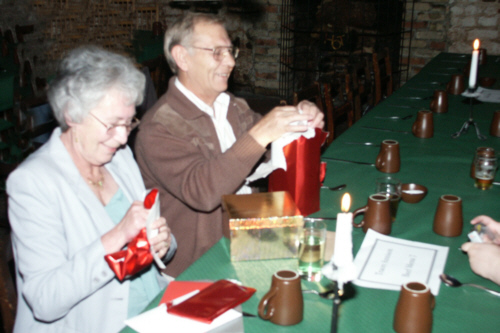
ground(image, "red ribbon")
xmin=104 ymin=188 xmax=160 ymax=280
xmin=104 ymin=228 xmax=154 ymax=281
xmin=144 ymin=188 xmax=158 ymax=209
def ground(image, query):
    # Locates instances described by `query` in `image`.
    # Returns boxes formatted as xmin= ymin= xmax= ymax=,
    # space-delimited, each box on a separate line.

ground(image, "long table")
xmin=123 ymin=52 xmax=500 ymax=332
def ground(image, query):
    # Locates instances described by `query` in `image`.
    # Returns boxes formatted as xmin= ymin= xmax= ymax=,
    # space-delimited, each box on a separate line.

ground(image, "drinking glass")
xmin=298 ymin=220 xmax=326 ymax=281
xmin=375 ymin=176 xmax=402 ymax=222
xmin=474 ymin=155 xmax=498 ymax=190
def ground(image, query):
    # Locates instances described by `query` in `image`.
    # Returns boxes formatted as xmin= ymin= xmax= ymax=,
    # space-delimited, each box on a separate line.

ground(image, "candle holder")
xmin=452 ymin=87 xmax=487 ymax=140
xmin=330 ymin=280 xmax=341 ymax=333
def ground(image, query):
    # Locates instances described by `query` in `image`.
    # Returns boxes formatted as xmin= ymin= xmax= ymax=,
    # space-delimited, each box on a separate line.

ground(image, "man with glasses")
xmin=135 ymin=12 xmax=324 ymax=277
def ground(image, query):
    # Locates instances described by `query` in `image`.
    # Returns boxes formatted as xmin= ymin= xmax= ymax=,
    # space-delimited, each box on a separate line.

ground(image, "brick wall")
xmin=404 ymin=0 xmax=500 ymax=78
xmin=2 ymin=0 xmax=498 ymax=96
xmin=0 ymin=0 xmax=283 ymax=96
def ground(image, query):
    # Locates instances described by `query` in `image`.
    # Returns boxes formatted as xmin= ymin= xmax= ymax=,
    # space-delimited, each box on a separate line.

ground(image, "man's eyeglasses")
xmin=190 ymin=46 xmax=239 ymax=61
xmin=89 ymin=113 xmax=140 ymax=135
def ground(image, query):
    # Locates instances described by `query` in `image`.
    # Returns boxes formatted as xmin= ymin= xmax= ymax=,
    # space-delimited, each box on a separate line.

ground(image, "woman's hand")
xmin=101 ymin=201 xmax=149 ymax=253
xmin=148 ymin=217 xmax=172 ymax=259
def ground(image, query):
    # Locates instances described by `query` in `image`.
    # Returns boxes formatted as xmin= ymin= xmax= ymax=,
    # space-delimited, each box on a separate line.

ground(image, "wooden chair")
xmin=372 ymin=48 xmax=393 ymax=105
xmin=292 ymin=81 xmax=324 ymax=112
xmin=323 ymin=78 xmax=354 ymax=145
xmin=0 ymin=231 xmax=16 ymax=333
xmin=347 ymin=56 xmax=374 ymax=121
xmin=14 ymin=25 xmax=34 ymax=44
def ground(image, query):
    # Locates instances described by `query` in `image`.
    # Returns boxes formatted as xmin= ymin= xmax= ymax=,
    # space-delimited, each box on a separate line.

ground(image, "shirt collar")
xmin=174 ymin=78 xmax=229 ymax=118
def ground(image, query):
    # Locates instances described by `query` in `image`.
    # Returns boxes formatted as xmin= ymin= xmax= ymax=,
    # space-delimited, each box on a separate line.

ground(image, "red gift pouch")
xmin=167 ymin=280 xmax=256 ymax=324
xmin=268 ymin=128 xmax=328 ymax=216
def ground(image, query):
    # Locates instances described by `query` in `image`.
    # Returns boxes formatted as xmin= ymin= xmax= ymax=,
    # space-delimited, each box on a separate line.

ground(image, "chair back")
xmin=323 ymin=76 xmax=354 ymax=145
xmin=0 ymin=231 xmax=16 ymax=333
xmin=293 ymin=81 xmax=324 ymax=113
xmin=347 ymin=56 xmax=374 ymax=121
xmin=372 ymin=48 xmax=393 ymax=105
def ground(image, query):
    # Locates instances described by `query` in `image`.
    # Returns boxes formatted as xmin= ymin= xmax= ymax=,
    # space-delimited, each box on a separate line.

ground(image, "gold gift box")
xmin=221 ymin=191 xmax=304 ymax=261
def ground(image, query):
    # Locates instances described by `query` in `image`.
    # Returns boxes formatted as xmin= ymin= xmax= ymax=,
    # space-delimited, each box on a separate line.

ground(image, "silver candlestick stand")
xmin=451 ymin=87 xmax=487 ymax=140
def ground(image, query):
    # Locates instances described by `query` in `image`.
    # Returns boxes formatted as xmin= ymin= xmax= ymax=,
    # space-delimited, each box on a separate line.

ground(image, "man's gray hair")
xmin=164 ymin=12 xmax=225 ymax=74
xmin=48 ymin=45 xmax=145 ymax=131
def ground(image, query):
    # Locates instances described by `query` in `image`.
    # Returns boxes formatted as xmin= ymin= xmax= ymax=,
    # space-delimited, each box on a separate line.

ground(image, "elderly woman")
xmin=7 ymin=46 xmax=176 ymax=332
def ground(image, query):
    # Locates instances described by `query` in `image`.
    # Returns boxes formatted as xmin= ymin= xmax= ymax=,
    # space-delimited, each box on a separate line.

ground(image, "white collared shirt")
xmin=175 ymin=78 xmax=252 ymax=194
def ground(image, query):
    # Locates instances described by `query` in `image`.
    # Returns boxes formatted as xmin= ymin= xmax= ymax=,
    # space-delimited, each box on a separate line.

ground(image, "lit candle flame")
xmin=341 ymin=193 xmax=351 ymax=212
xmin=473 ymin=39 xmax=480 ymax=50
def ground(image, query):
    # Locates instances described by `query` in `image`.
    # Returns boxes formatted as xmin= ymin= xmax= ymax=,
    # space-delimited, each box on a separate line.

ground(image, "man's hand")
xmin=248 ymin=101 xmax=324 ymax=147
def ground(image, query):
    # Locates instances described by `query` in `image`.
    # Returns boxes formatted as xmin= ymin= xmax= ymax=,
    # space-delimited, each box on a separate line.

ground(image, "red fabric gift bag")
xmin=268 ymin=128 xmax=328 ymax=216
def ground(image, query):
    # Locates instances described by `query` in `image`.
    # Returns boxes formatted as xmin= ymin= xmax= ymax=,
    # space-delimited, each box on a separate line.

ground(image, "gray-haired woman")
xmin=7 ymin=46 xmax=176 ymax=333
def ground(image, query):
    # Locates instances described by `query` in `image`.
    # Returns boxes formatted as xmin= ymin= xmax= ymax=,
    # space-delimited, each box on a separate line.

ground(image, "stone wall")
xmin=1 ymin=0 xmax=499 ymax=96
xmin=403 ymin=0 xmax=500 ymax=78
xmin=0 ymin=0 xmax=283 ymax=96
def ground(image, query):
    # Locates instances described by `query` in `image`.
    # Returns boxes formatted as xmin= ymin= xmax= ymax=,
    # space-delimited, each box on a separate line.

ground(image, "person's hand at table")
xmin=470 ymin=215 xmax=500 ymax=244
xmin=148 ymin=217 xmax=173 ymax=259
xmin=461 ymin=242 xmax=500 ymax=286
xmin=248 ymin=101 xmax=324 ymax=147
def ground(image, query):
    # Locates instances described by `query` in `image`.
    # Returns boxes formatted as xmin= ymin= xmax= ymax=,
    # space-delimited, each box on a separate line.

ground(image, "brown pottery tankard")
xmin=375 ymin=140 xmax=400 ymax=173
xmin=433 ymin=195 xmax=463 ymax=237
xmin=446 ymin=74 xmax=465 ymax=95
xmin=258 ymin=270 xmax=303 ymax=326
xmin=412 ymin=110 xmax=434 ymax=138
xmin=490 ymin=110 xmax=500 ymax=137
xmin=352 ymin=194 xmax=392 ymax=235
xmin=429 ymin=90 xmax=448 ymax=113
xmin=393 ymin=282 xmax=435 ymax=333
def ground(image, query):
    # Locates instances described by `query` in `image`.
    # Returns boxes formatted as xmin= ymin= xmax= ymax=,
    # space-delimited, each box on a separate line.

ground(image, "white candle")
xmin=469 ymin=39 xmax=480 ymax=89
xmin=332 ymin=194 xmax=353 ymax=267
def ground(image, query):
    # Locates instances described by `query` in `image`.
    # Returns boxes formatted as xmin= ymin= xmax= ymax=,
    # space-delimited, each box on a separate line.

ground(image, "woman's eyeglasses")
xmin=89 ymin=113 xmax=140 ymax=135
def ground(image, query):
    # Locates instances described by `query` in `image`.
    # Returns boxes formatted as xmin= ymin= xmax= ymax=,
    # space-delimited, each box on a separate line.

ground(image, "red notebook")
xmin=165 ymin=280 xmax=256 ymax=324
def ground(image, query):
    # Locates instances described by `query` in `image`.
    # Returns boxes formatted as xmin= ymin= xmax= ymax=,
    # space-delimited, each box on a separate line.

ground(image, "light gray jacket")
xmin=7 ymin=128 xmax=176 ymax=333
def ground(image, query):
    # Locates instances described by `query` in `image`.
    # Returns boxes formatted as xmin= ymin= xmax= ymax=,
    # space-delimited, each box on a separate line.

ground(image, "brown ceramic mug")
xmin=393 ymin=282 xmax=435 ymax=333
xmin=433 ymin=195 xmax=463 ymax=237
xmin=490 ymin=110 xmax=500 ymax=137
xmin=375 ymin=140 xmax=400 ymax=173
xmin=258 ymin=270 xmax=303 ymax=326
xmin=429 ymin=90 xmax=448 ymax=113
xmin=479 ymin=48 xmax=487 ymax=65
xmin=352 ymin=194 xmax=392 ymax=235
xmin=412 ymin=110 xmax=434 ymax=138
xmin=470 ymin=147 xmax=495 ymax=178
xmin=446 ymin=74 xmax=465 ymax=95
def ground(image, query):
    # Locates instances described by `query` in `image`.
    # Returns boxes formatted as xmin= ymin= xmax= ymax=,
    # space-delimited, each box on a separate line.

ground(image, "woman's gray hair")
xmin=48 ymin=46 xmax=145 ymax=131
xmin=164 ymin=12 xmax=225 ymax=74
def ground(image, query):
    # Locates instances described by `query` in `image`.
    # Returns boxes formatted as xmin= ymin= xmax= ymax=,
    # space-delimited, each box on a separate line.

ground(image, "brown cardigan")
xmin=134 ymin=78 xmax=266 ymax=277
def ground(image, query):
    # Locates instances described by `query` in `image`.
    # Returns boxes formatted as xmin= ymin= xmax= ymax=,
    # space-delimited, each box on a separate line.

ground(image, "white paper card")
xmin=125 ymin=304 xmax=242 ymax=333
xmin=462 ymin=86 xmax=500 ymax=103
xmin=353 ymin=229 xmax=449 ymax=295
xmin=144 ymin=190 xmax=165 ymax=269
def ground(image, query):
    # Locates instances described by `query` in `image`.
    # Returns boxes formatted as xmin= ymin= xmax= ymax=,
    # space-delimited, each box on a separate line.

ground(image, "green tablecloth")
xmin=122 ymin=53 xmax=500 ymax=332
